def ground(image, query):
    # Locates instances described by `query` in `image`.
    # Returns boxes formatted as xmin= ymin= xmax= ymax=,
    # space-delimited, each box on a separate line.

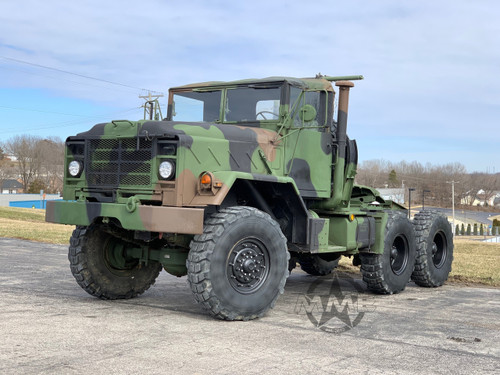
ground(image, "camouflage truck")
xmin=46 ymin=74 xmax=453 ymax=320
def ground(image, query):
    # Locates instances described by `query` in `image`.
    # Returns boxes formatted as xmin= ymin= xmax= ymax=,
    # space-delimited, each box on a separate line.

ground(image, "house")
xmin=461 ymin=190 xmax=500 ymax=207
xmin=377 ymin=188 xmax=405 ymax=205
xmin=489 ymin=192 xmax=500 ymax=207
xmin=1 ymin=179 xmax=23 ymax=194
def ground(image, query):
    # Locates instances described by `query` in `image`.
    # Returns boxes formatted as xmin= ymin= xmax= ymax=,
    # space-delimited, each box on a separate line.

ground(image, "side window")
xmin=291 ymin=90 xmax=326 ymax=128
xmin=289 ymin=87 xmax=302 ymax=114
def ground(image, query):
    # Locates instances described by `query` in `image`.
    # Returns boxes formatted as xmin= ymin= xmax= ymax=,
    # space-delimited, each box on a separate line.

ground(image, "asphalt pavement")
xmin=1 ymin=238 xmax=499 ymax=374
xmin=425 ymin=207 xmax=500 ymax=225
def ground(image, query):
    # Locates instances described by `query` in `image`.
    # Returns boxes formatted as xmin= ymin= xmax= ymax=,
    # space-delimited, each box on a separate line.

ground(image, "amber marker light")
xmin=200 ymin=173 xmax=212 ymax=186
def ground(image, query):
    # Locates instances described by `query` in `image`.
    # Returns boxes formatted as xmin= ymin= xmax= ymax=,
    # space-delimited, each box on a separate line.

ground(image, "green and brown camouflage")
xmin=46 ymin=74 xmax=405 ymax=261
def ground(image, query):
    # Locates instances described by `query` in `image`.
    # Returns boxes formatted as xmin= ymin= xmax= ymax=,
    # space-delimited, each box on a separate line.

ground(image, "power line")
xmin=0 ymin=105 xmax=93 ymax=117
xmin=0 ymin=107 xmax=141 ymax=135
xmin=0 ymin=56 xmax=163 ymax=94
xmin=0 ymin=63 xmax=145 ymax=95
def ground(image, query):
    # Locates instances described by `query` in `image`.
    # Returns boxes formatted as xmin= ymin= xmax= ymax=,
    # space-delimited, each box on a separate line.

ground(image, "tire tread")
xmin=187 ymin=207 xmax=289 ymax=320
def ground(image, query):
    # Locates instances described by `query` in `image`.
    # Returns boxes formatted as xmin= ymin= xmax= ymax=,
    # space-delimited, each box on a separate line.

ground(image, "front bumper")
xmin=46 ymin=200 xmax=204 ymax=234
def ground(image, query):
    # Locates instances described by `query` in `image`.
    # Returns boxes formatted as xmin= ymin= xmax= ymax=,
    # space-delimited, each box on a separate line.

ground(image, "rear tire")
xmin=187 ymin=206 xmax=289 ymax=320
xmin=69 ymin=224 xmax=162 ymax=299
xmin=411 ymin=210 xmax=453 ymax=287
xmin=298 ymin=254 xmax=340 ymax=276
xmin=360 ymin=211 xmax=416 ymax=294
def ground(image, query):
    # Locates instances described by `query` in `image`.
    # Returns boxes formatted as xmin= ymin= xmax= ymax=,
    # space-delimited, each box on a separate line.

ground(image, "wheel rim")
xmin=390 ymin=234 xmax=409 ymax=276
xmin=226 ymin=237 xmax=270 ymax=294
xmin=432 ymin=231 xmax=447 ymax=268
xmin=103 ymin=236 xmax=139 ymax=275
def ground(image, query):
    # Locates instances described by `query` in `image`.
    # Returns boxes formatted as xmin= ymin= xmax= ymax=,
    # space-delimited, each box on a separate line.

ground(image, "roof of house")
xmin=1 ymin=179 xmax=23 ymax=189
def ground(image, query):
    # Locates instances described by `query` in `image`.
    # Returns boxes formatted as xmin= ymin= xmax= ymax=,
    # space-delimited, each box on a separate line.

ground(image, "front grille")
xmin=86 ymin=138 xmax=153 ymax=187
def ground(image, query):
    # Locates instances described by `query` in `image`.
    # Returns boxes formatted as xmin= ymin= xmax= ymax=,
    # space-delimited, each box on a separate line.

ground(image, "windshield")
xmin=171 ymin=91 xmax=222 ymax=122
xmin=225 ymin=87 xmax=281 ymax=122
xmin=170 ymin=86 xmax=283 ymax=123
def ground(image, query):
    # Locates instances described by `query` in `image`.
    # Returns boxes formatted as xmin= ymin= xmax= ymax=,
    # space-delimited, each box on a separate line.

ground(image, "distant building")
xmin=377 ymin=188 xmax=405 ymax=205
xmin=1 ymin=179 xmax=23 ymax=194
xmin=487 ymin=191 xmax=500 ymax=207
xmin=461 ymin=190 xmax=500 ymax=207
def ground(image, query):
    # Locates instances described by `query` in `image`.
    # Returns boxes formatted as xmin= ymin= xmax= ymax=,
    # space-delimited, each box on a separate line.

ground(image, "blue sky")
xmin=0 ymin=0 xmax=498 ymax=172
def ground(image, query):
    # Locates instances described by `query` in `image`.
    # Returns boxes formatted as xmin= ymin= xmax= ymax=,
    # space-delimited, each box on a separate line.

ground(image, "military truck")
xmin=46 ymin=74 xmax=453 ymax=320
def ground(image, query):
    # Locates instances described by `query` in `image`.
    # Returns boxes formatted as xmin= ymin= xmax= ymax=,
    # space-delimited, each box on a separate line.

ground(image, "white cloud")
xmin=0 ymin=0 xmax=498 ymax=171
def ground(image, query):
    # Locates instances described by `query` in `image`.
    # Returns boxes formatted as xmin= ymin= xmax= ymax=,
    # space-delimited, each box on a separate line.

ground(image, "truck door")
xmin=285 ymin=89 xmax=332 ymax=198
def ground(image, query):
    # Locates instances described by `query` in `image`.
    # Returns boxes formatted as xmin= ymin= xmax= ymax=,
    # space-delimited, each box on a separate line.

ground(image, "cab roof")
xmin=170 ymin=76 xmax=335 ymax=92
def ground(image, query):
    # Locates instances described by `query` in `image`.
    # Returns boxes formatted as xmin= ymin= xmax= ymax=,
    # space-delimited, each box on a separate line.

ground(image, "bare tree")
xmin=4 ymin=135 xmax=41 ymax=190
xmin=38 ymin=137 xmax=65 ymax=193
xmin=0 ymin=149 xmax=17 ymax=193
xmin=356 ymin=159 xmax=470 ymax=207
xmin=356 ymin=159 xmax=389 ymax=187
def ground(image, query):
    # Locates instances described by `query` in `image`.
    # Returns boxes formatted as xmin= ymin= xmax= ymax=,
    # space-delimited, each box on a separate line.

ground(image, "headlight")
xmin=68 ymin=160 xmax=82 ymax=177
xmin=159 ymin=160 xmax=175 ymax=180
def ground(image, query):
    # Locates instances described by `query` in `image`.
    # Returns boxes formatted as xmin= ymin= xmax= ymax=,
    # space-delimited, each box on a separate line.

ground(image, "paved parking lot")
xmin=1 ymin=237 xmax=499 ymax=374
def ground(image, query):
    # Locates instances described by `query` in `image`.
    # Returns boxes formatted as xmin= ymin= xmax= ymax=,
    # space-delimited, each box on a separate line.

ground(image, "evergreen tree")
xmin=27 ymin=179 xmax=47 ymax=194
xmin=388 ymin=169 xmax=398 ymax=187
xmin=461 ymin=223 xmax=465 ymax=235
xmin=455 ymin=224 xmax=460 ymax=235
xmin=480 ymin=224 xmax=484 ymax=235
xmin=473 ymin=223 xmax=478 ymax=235
xmin=466 ymin=223 xmax=471 ymax=235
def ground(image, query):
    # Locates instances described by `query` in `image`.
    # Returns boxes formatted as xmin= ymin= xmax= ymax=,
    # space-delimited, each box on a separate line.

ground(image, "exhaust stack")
xmin=334 ymin=80 xmax=354 ymax=173
xmin=315 ymin=80 xmax=355 ymax=210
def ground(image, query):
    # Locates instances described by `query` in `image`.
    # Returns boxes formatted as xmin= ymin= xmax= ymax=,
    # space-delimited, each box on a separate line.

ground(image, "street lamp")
xmin=447 ymin=181 xmax=459 ymax=235
xmin=422 ymin=189 xmax=431 ymax=210
xmin=408 ymin=188 xmax=416 ymax=219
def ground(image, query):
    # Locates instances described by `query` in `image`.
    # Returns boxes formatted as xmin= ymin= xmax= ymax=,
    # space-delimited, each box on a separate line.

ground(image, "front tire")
xmin=187 ymin=207 xmax=289 ymax=320
xmin=411 ymin=210 xmax=454 ymax=287
xmin=69 ymin=224 xmax=162 ymax=299
xmin=360 ymin=211 xmax=416 ymax=294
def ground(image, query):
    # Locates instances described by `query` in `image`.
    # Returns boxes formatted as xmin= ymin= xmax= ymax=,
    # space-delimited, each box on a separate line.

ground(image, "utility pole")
xmin=139 ymin=92 xmax=164 ymax=120
xmin=401 ymin=180 xmax=405 ymax=205
xmin=447 ymin=181 xmax=459 ymax=235
xmin=422 ymin=189 xmax=431 ymax=210
xmin=408 ymin=188 xmax=415 ymax=219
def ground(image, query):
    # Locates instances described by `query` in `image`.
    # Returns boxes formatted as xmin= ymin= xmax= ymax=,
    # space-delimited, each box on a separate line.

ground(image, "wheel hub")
xmin=390 ymin=247 xmax=399 ymax=259
xmin=432 ymin=231 xmax=447 ymax=268
xmin=227 ymin=238 xmax=269 ymax=294
xmin=242 ymin=258 xmax=257 ymax=272
xmin=390 ymin=235 xmax=409 ymax=276
xmin=104 ymin=237 xmax=139 ymax=274
xmin=432 ymin=243 xmax=438 ymax=255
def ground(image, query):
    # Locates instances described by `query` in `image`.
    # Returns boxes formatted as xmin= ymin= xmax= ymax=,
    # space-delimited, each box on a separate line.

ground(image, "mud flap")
xmin=308 ymin=217 xmax=329 ymax=253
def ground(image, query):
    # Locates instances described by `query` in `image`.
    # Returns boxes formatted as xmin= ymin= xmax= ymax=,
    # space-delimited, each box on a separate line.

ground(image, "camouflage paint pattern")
xmin=46 ymin=74 xmax=403 ymax=255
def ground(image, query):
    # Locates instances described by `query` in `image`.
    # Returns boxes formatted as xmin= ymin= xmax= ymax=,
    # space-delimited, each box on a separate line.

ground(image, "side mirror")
xmin=299 ymin=104 xmax=317 ymax=123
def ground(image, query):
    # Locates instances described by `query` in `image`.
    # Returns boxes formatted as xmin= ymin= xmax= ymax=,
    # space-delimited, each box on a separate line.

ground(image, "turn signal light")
xmin=201 ymin=173 xmax=212 ymax=185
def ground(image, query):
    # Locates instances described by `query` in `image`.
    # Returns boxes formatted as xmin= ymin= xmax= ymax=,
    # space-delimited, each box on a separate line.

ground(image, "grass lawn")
xmin=1 ymin=206 xmax=499 ymax=287
xmin=0 ymin=207 xmax=74 ymax=245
